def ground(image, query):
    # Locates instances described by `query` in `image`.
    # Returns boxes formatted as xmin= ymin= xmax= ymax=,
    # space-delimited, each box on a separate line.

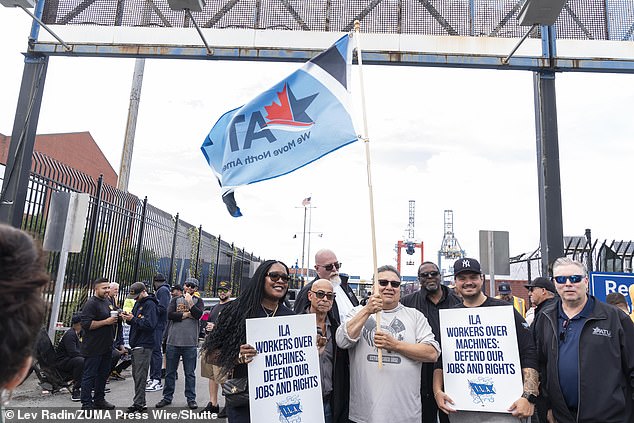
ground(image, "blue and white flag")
xmin=201 ymin=34 xmax=358 ymax=217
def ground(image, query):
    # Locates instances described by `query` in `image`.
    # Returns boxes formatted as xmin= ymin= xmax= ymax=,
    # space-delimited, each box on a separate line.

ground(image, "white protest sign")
xmin=439 ymin=305 xmax=522 ymax=413
xmin=246 ymin=314 xmax=325 ymax=423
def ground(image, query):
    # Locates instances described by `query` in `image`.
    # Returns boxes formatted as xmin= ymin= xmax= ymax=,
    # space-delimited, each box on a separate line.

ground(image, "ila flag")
xmin=201 ymin=34 xmax=358 ymax=216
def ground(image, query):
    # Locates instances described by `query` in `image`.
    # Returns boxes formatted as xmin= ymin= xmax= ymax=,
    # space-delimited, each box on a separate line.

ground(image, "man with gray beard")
xmin=294 ymin=249 xmax=359 ymax=325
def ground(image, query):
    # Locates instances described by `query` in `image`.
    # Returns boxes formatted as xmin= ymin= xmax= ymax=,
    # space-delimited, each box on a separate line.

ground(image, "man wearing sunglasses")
xmin=336 ymin=265 xmax=440 ymax=423
xmin=401 ymin=261 xmax=462 ymax=423
xmin=433 ymin=258 xmax=539 ymax=422
xmin=299 ymin=279 xmax=344 ymax=423
xmin=533 ymin=257 xmax=634 ymax=423
xmin=524 ymin=277 xmax=557 ymax=324
xmin=294 ymin=249 xmax=359 ymax=325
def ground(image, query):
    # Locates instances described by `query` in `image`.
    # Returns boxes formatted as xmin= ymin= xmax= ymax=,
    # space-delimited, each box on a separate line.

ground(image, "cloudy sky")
xmin=1 ymin=9 xmax=633 ymax=279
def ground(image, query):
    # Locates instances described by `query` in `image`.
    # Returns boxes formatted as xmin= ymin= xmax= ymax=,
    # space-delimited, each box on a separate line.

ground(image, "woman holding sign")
xmin=202 ymin=260 xmax=294 ymax=422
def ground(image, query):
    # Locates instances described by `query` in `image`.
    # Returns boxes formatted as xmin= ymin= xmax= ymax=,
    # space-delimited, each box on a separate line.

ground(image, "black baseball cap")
xmin=153 ymin=273 xmax=166 ymax=283
xmin=127 ymin=282 xmax=146 ymax=299
xmin=453 ymin=258 xmax=483 ymax=276
xmin=525 ymin=276 xmax=556 ymax=294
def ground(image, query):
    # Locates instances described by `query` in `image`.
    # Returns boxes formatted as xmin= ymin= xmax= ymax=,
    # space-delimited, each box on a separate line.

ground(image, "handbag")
xmin=222 ymin=377 xmax=249 ymax=407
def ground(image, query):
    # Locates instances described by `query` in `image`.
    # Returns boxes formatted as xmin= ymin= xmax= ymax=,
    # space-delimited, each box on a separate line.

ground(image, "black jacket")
xmin=293 ymin=276 xmax=359 ymax=324
xmin=534 ymin=296 xmax=634 ymax=423
xmin=401 ymin=285 xmax=462 ymax=401
xmin=129 ymin=294 xmax=159 ymax=348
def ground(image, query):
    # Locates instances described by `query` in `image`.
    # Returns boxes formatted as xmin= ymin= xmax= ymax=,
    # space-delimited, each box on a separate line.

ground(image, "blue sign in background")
xmin=589 ymin=272 xmax=634 ymax=309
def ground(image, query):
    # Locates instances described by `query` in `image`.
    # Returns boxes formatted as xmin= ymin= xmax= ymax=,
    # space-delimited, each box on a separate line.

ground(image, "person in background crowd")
xmin=156 ymin=278 xmax=204 ymax=410
xmin=533 ymin=257 xmax=634 ymax=423
xmin=121 ymin=282 xmax=158 ymax=413
xmin=0 ymin=225 xmax=48 ymax=415
xmin=56 ymin=313 xmax=85 ymax=401
xmin=303 ymin=278 xmax=348 ymax=423
xmin=200 ymin=280 xmax=233 ymax=416
xmin=524 ymin=276 xmax=558 ymax=422
xmin=108 ymin=282 xmax=127 ymax=381
xmin=401 ymin=261 xmax=462 ymax=423
xmin=525 ymin=277 xmax=557 ymax=324
xmin=147 ymin=273 xmax=170 ymax=392
xmin=434 ymin=258 xmax=538 ymax=423
xmin=336 ymin=265 xmax=440 ymax=423
xmin=79 ymin=278 xmax=118 ymax=410
xmin=496 ymin=282 xmax=527 ymax=318
xmin=203 ymin=260 xmax=294 ymax=422
xmin=606 ymin=292 xmax=630 ymax=315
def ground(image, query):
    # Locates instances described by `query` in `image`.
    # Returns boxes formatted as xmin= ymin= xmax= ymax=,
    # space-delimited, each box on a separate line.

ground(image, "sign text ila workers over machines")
xmin=246 ymin=314 xmax=324 ymax=423
xmin=439 ymin=306 xmax=522 ymax=413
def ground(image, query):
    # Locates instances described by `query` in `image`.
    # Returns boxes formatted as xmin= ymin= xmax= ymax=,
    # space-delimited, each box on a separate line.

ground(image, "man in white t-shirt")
xmin=336 ymin=265 xmax=440 ymax=423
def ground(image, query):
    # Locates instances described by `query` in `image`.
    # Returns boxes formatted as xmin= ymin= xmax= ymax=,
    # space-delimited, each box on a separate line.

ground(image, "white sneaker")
xmin=145 ymin=380 xmax=163 ymax=392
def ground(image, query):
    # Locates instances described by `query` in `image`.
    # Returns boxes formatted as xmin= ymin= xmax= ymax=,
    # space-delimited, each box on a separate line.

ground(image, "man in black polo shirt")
xmin=401 ymin=261 xmax=462 ymax=423
xmin=80 ymin=277 xmax=118 ymax=410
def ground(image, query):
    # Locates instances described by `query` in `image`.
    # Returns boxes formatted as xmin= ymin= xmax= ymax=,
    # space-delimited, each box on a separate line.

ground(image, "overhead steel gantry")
xmin=3 ymin=0 xmax=634 ymax=274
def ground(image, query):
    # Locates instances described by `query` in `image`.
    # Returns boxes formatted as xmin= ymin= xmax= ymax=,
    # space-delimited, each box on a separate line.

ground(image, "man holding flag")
xmin=201 ymin=34 xmax=358 ymax=216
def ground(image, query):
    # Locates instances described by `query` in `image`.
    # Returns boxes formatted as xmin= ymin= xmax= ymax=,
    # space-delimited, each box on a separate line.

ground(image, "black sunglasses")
xmin=311 ymin=290 xmax=336 ymax=300
xmin=318 ymin=262 xmax=341 ymax=271
xmin=218 ymin=288 xmax=229 ymax=293
xmin=378 ymin=279 xmax=401 ymax=288
xmin=267 ymin=272 xmax=290 ymax=283
xmin=185 ymin=284 xmax=197 ymax=288
xmin=552 ymin=275 xmax=584 ymax=284
xmin=419 ymin=271 xmax=440 ymax=279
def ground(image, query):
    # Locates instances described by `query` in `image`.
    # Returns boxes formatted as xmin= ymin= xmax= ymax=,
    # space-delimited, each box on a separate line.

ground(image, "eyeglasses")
xmin=267 ymin=272 xmax=290 ymax=283
xmin=378 ymin=279 xmax=401 ymax=288
xmin=310 ymin=290 xmax=336 ymax=300
xmin=218 ymin=289 xmax=229 ymax=293
xmin=552 ymin=275 xmax=584 ymax=284
xmin=419 ymin=271 xmax=440 ymax=279
xmin=317 ymin=262 xmax=341 ymax=271
xmin=559 ymin=319 xmax=570 ymax=342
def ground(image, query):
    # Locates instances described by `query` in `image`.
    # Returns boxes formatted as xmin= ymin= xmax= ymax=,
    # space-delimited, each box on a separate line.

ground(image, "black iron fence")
xmin=10 ymin=151 xmax=261 ymax=328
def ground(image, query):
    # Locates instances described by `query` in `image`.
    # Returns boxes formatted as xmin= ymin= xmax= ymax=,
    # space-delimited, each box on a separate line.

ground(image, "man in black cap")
xmin=525 ymin=277 xmax=557 ymax=324
xmin=56 ymin=313 xmax=84 ymax=401
xmin=433 ymin=258 xmax=539 ymax=423
xmin=120 ymin=282 xmax=159 ymax=413
xmin=147 ymin=273 xmax=171 ymax=392
xmin=496 ymin=282 xmax=527 ymax=318
xmin=401 ymin=261 xmax=462 ymax=423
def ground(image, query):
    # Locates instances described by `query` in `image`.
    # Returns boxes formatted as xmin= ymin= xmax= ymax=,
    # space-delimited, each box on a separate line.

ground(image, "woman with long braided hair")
xmin=202 ymin=259 xmax=294 ymax=422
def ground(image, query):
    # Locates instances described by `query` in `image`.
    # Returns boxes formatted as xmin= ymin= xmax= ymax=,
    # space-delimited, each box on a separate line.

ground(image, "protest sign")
xmin=246 ymin=313 xmax=324 ymax=423
xmin=439 ymin=306 xmax=522 ymax=413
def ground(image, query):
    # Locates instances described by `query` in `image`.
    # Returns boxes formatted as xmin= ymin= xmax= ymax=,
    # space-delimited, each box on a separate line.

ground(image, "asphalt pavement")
xmin=10 ymin=359 xmax=228 ymax=420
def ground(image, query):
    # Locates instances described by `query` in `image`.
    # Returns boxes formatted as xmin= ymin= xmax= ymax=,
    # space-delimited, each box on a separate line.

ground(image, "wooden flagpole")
xmin=353 ymin=20 xmax=382 ymax=368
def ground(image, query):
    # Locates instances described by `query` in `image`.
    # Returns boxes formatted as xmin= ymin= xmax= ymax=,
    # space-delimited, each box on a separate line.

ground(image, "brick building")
xmin=0 ymin=131 xmax=117 ymax=186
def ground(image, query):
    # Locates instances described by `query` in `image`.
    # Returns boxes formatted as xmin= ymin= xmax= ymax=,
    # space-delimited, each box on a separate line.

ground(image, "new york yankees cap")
xmin=453 ymin=258 xmax=483 ymax=275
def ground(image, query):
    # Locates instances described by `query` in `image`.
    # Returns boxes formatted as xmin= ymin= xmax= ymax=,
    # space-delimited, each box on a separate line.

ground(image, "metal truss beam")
xmin=28 ymin=42 xmax=634 ymax=74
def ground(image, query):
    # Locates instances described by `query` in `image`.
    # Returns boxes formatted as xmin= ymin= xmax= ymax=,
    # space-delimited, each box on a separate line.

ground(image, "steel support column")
xmin=533 ymin=70 xmax=564 ymax=275
xmin=0 ymin=54 xmax=49 ymax=227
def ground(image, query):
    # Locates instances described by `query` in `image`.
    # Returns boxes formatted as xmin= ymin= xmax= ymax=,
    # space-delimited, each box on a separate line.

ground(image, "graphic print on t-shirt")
xmin=361 ymin=316 xmax=406 ymax=364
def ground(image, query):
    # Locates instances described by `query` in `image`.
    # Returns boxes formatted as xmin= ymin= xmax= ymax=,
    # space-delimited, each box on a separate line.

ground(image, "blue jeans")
xmin=162 ymin=345 xmax=197 ymax=402
xmin=323 ymin=400 xmax=333 ymax=423
xmin=80 ymin=351 xmax=111 ymax=407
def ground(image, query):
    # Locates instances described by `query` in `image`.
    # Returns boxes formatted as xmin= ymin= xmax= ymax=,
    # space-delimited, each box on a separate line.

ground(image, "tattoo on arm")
xmin=522 ymin=368 xmax=539 ymax=395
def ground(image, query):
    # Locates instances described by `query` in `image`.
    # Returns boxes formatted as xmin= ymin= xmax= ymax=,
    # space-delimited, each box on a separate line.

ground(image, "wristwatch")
xmin=521 ymin=392 xmax=538 ymax=404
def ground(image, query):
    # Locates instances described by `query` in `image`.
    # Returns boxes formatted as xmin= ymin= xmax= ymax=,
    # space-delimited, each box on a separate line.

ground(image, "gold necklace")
xmin=262 ymin=304 xmax=279 ymax=317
